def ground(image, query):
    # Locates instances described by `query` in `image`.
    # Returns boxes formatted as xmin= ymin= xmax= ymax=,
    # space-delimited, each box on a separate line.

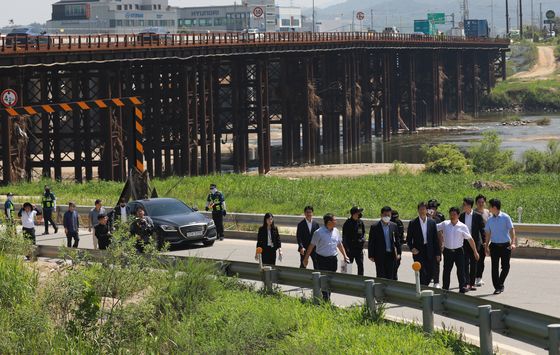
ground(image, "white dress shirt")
xmin=267 ymin=229 xmax=273 ymax=247
xmin=120 ymin=206 xmax=128 ymax=222
xmin=419 ymin=216 xmax=428 ymax=245
xmin=437 ymin=220 xmax=472 ymax=249
xmin=306 ymin=219 xmax=313 ymax=233
xmin=464 ymin=210 xmax=473 ymax=232
xmin=21 ymin=210 xmax=38 ymax=229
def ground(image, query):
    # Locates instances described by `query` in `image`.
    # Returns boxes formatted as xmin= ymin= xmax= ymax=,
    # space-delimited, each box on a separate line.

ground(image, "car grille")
xmin=179 ymin=224 xmax=206 ymax=239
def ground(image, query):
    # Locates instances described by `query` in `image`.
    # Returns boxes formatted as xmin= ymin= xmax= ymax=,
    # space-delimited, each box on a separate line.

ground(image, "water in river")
xmin=312 ymin=114 xmax=560 ymax=165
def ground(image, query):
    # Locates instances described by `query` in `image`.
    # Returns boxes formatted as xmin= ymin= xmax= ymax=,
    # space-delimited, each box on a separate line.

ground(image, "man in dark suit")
xmin=368 ymin=206 xmax=401 ymax=280
xmin=342 ymin=206 xmax=366 ymax=275
xmin=407 ymin=202 xmax=441 ymax=286
xmin=460 ymin=197 xmax=486 ymax=291
xmin=296 ymin=205 xmax=320 ymax=269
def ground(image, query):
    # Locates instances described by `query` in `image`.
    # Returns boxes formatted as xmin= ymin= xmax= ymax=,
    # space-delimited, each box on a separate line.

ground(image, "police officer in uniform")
xmin=42 ymin=185 xmax=58 ymax=235
xmin=205 ymin=183 xmax=226 ymax=241
xmin=342 ymin=206 xmax=366 ymax=276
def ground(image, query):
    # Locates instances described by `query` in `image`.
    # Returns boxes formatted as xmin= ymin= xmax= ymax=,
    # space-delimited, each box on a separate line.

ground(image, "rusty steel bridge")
xmin=0 ymin=32 xmax=509 ymax=184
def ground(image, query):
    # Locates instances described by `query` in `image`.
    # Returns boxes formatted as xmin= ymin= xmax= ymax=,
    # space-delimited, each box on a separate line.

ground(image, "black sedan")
xmin=128 ymin=198 xmax=217 ymax=248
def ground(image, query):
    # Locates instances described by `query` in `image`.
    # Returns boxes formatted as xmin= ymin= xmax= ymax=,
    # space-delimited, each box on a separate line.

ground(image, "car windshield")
xmin=145 ymin=200 xmax=194 ymax=217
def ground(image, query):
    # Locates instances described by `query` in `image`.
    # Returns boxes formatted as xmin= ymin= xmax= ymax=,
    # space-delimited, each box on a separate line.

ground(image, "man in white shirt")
xmin=437 ymin=207 xmax=480 ymax=293
xmin=18 ymin=202 xmax=42 ymax=245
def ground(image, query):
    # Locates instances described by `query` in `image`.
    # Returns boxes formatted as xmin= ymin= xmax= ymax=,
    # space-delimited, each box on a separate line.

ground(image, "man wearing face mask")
xmin=42 ymin=185 xmax=58 ymax=235
xmin=427 ymin=199 xmax=444 ymax=288
xmin=205 ymin=183 xmax=226 ymax=241
xmin=368 ymin=206 xmax=401 ymax=280
xmin=342 ymin=206 xmax=366 ymax=275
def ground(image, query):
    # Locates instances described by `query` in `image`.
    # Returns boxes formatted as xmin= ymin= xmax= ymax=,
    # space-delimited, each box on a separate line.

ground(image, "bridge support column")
xmin=456 ymin=52 xmax=464 ymax=119
xmin=1 ymin=113 xmax=12 ymax=184
xmin=501 ymin=51 xmax=507 ymax=81
xmin=211 ymin=64 xmax=222 ymax=173
xmin=302 ymin=57 xmax=315 ymax=164
xmin=472 ymin=54 xmax=480 ymax=118
xmin=360 ymin=52 xmax=373 ymax=143
xmin=256 ymin=60 xmax=271 ymax=174
xmin=232 ymin=61 xmax=248 ymax=173
xmin=382 ymin=52 xmax=392 ymax=141
xmin=181 ymin=67 xmax=192 ymax=176
xmin=408 ymin=53 xmax=417 ymax=132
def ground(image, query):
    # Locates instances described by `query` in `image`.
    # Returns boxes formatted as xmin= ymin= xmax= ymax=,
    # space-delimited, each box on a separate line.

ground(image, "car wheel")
xmin=203 ymin=240 xmax=215 ymax=247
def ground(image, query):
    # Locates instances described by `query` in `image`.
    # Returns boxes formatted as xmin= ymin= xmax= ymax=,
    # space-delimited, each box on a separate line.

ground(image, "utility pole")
xmin=352 ymin=10 xmax=355 ymax=32
xmin=505 ymin=0 xmax=510 ymax=35
xmin=463 ymin=0 xmax=469 ymax=23
xmin=370 ymin=9 xmax=373 ymax=31
xmin=519 ymin=0 xmax=523 ymax=38
xmin=539 ymin=2 xmax=542 ymax=31
xmin=530 ymin=0 xmax=534 ymax=37
xmin=312 ymin=0 xmax=315 ymax=33
xmin=491 ymin=0 xmax=495 ymax=35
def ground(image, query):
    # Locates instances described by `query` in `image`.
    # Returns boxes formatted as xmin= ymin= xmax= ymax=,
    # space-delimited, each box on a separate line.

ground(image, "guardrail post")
xmin=549 ymin=324 xmax=560 ymax=355
xmin=263 ymin=266 xmax=273 ymax=293
xmin=421 ymin=290 xmax=434 ymax=333
xmin=478 ymin=305 xmax=493 ymax=355
xmin=364 ymin=280 xmax=377 ymax=314
xmin=312 ymin=272 xmax=322 ymax=304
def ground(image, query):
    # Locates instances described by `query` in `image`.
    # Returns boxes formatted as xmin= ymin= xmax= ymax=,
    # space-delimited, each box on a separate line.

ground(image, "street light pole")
xmin=505 ymin=0 xmax=510 ymax=35
xmin=519 ymin=0 xmax=523 ymax=38
xmin=312 ymin=0 xmax=315 ymax=33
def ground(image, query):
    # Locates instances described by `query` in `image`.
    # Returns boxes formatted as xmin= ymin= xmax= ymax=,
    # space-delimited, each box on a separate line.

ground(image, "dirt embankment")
xmin=511 ymin=46 xmax=558 ymax=80
xmin=259 ymin=163 xmax=425 ymax=179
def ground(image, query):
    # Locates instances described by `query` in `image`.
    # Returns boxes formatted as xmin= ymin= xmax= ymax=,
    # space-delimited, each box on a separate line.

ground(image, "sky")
xmin=0 ymin=0 xmax=335 ymax=27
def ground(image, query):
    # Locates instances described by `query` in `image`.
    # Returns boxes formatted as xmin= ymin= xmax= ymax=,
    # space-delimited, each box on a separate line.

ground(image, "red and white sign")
xmin=1 ymin=89 xmax=18 ymax=107
xmin=356 ymin=11 xmax=365 ymax=21
xmin=253 ymin=6 xmax=264 ymax=18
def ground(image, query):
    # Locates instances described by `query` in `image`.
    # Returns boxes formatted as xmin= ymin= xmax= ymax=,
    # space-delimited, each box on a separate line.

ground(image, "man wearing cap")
xmin=4 ymin=193 xmax=15 ymax=227
xmin=18 ymin=202 xmax=42 ymax=246
xmin=342 ymin=206 xmax=366 ymax=276
xmin=427 ymin=199 xmax=444 ymax=288
xmin=368 ymin=206 xmax=401 ymax=280
xmin=437 ymin=207 xmax=479 ymax=293
xmin=303 ymin=213 xmax=350 ymax=301
xmin=41 ymin=185 xmax=58 ymax=235
xmin=205 ymin=183 xmax=226 ymax=241
xmin=88 ymin=199 xmax=106 ymax=249
xmin=63 ymin=202 xmax=80 ymax=248
xmin=407 ymin=202 xmax=440 ymax=286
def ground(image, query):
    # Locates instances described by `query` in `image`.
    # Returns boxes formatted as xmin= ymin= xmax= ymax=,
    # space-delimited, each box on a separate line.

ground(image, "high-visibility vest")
xmin=42 ymin=193 xmax=55 ymax=208
xmin=207 ymin=192 xmax=224 ymax=211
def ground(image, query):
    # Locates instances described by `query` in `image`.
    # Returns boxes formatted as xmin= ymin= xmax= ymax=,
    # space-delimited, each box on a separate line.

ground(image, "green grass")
xmin=0 ymin=230 xmax=474 ymax=354
xmin=2 ymin=173 xmax=559 ymax=224
xmin=483 ymin=79 xmax=560 ymax=111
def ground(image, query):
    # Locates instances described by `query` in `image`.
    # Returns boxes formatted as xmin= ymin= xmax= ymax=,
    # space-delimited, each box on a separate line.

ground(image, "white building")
xmin=47 ymin=0 xmax=177 ymax=34
xmin=276 ymin=6 xmax=302 ymax=32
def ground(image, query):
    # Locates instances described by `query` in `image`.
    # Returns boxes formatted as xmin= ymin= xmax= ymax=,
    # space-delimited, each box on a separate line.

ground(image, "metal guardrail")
xmin=0 ymin=31 xmax=510 ymax=54
xmin=34 ymin=244 xmax=560 ymax=354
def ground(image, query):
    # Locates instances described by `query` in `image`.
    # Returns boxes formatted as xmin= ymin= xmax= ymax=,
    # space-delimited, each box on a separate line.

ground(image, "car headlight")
xmin=160 ymin=225 xmax=177 ymax=232
xmin=207 ymin=220 xmax=215 ymax=228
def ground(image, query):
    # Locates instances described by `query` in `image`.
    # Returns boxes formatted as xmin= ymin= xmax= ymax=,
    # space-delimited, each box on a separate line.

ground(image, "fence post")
xmin=364 ymin=280 xmax=377 ymax=314
xmin=421 ymin=290 xmax=434 ymax=333
xmin=549 ymin=324 xmax=560 ymax=355
xmin=263 ymin=266 xmax=273 ymax=293
xmin=478 ymin=305 xmax=493 ymax=355
xmin=312 ymin=272 xmax=322 ymax=304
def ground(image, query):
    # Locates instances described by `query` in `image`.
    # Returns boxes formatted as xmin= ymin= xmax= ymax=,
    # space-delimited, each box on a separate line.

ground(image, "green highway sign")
xmin=428 ymin=13 xmax=446 ymax=24
xmin=545 ymin=10 xmax=555 ymax=19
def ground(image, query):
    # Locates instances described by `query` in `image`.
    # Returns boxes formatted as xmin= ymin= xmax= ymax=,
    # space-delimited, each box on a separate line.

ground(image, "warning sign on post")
xmin=1 ymin=89 xmax=18 ymax=107
xmin=253 ymin=6 xmax=264 ymax=18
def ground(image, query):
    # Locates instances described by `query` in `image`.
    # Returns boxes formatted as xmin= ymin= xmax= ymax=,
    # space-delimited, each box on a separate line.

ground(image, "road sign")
xmin=428 ymin=13 xmax=446 ymax=25
xmin=544 ymin=19 xmax=555 ymax=24
xmin=545 ymin=10 xmax=555 ymax=19
xmin=253 ymin=6 xmax=264 ymax=18
xmin=356 ymin=11 xmax=365 ymax=21
xmin=1 ymin=89 xmax=18 ymax=108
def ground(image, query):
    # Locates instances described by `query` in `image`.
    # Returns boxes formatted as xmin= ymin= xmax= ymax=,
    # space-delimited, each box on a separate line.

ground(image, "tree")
xmin=468 ymin=131 xmax=515 ymax=173
xmin=422 ymin=144 xmax=471 ymax=174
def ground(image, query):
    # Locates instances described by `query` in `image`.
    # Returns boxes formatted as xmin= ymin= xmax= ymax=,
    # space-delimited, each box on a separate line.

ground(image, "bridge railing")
xmin=0 ymin=32 xmax=510 ymax=54
xmin=33 ymin=244 xmax=560 ymax=354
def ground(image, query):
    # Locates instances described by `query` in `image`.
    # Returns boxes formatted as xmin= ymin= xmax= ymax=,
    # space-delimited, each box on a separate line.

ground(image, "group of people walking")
xmin=256 ymin=194 xmax=516 ymax=300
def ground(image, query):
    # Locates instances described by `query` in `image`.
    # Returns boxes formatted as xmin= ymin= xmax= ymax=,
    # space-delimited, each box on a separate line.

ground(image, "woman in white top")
xmin=256 ymin=213 xmax=282 ymax=265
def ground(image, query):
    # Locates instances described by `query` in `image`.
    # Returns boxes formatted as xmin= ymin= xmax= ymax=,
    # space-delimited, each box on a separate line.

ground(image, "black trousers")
xmin=476 ymin=243 xmax=486 ymax=278
xmin=261 ymin=246 xmax=277 ymax=265
xmin=432 ymin=257 xmax=441 ymax=284
xmin=98 ymin=236 xmax=111 ymax=250
xmin=212 ymin=211 xmax=224 ymax=239
xmin=394 ymin=256 xmax=401 ymax=281
xmin=66 ymin=231 xmax=80 ymax=248
xmin=300 ymin=250 xmax=318 ymax=270
xmin=490 ymin=243 xmax=511 ymax=290
xmin=463 ymin=242 xmax=477 ymax=286
xmin=316 ymin=254 xmax=338 ymax=301
xmin=348 ymin=249 xmax=364 ymax=276
xmin=374 ymin=252 xmax=396 ymax=280
xmin=413 ymin=245 xmax=434 ymax=286
xmin=443 ymin=247 xmax=466 ymax=290
xmin=22 ymin=227 xmax=36 ymax=244
xmin=43 ymin=208 xmax=57 ymax=233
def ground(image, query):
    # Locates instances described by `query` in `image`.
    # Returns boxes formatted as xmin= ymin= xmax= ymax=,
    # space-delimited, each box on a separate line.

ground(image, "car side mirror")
xmin=192 ymin=205 xmax=198 ymax=212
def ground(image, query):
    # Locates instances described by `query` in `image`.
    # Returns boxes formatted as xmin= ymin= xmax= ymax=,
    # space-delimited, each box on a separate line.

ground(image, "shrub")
xmin=388 ymin=161 xmax=413 ymax=175
xmin=522 ymin=149 xmax=547 ymax=173
xmin=422 ymin=144 xmax=471 ymax=174
xmin=469 ymin=131 xmax=515 ymax=173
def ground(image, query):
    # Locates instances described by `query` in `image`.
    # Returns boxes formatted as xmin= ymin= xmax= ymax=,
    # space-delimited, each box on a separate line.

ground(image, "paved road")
xmin=37 ymin=229 xmax=559 ymax=354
